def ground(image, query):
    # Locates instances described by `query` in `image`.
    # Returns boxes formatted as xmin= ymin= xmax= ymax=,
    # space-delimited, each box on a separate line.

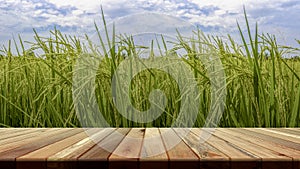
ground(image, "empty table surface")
xmin=0 ymin=128 xmax=299 ymax=169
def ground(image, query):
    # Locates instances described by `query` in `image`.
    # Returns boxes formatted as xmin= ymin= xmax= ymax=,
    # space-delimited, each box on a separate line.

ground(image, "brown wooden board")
xmin=270 ymin=128 xmax=300 ymax=136
xmin=225 ymin=128 xmax=300 ymax=169
xmin=49 ymin=128 xmax=114 ymax=160
xmin=214 ymin=129 xmax=293 ymax=169
xmin=191 ymin=128 xmax=258 ymax=169
xmin=0 ymin=128 xmax=38 ymax=141
xmin=0 ymin=128 xmax=298 ymax=169
xmin=240 ymin=128 xmax=300 ymax=151
xmin=47 ymin=128 xmax=114 ymax=169
xmin=0 ymin=129 xmax=82 ymax=169
xmin=109 ymin=128 xmax=145 ymax=169
xmin=139 ymin=128 xmax=168 ymax=169
xmin=78 ymin=128 xmax=130 ymax=169
xmin=160 ymin=128 xmax=199 ymax=169
xmin=246 ymin=128 xmax=300 ymax=144
xmin=0 ymin=128 xmax=54 ymax=153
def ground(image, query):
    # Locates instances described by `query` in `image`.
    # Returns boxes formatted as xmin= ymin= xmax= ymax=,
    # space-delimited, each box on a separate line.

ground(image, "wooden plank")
xmin=240 ymin=128 xmax=300 ymax=151
xmin=0 ymin=128 xmax=298 ymax=169
xmin=179 ymin=128 xmax=229 ymax=159
xmin=109 ymin=128 xmax=145 ymax=169
xmin=47 ymin=128 xmax=115 ymax=169
xmin=160 ymin=128 xmax=199 ymax=169
xmin=214 ymin=129 xmax=293 ymax=169
xmin=263 ymin=128 xmax=300 ymax=139
xmin=0 ymin=129 xmax=76 ymax=152
xmin=49 ymin=128 xmax=114 ymax=160
xmin=140 ymin=128 xmax=168 ymax=169
xmin=0 ymin=128 xmax=23 ymax=135
xmin=246 ymin=128 xmax=300 ymax=144
xmin=16 ymin=129 xmax=92 ymax=169
xmin=270 ymin=128 xmax=300 ymax=136
xmin=0 ymin=129 xmax=53 ymax=169
xmin=285 ymin=128 xmax=300 ymax=133
xmin=279 ymin=129 xmax=300 ymax=169
xmin=191 ymin=128 xmax=257 ymax=169
xmin=0 ymin=128 xmax=62 ymax=154
xmin=0 ymin=128 xmax=82 ymax=169
xmin=214 ymin=129 xmax=292 ymax=159
xmin=222 ymin=128 xmax=300 ymax=158
xmin=0 ymin=128 xmax=51 ymax=149
xmin=17 ymin=129 xmax=94 ymax=160
xmin=78 ymin=128 xmax=130 ymax=169
xmin=0 ymin=128 xmax=36 ymax=140
xmin=224 ymin=128 xmax=300 ymax=169
xmin=140 ymin=128 xmax=168 ymax=158
xmin=176 ymin=128 xmax=231 ymax=169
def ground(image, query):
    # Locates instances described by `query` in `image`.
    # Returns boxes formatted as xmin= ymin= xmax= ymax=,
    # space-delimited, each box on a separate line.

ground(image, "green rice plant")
xmin=0 ymin=8 xmax=299 ymax=127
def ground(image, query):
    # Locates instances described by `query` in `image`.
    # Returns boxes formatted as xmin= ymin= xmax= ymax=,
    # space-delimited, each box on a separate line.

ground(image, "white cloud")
xmin=46 ymin=0 xmax=101 ymax=11
xmin=0 ymin=0 xmax=299 ymax=50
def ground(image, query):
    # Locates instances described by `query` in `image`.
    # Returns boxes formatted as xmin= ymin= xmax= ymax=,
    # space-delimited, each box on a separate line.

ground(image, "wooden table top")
xmin=0 ymin=128 xmax=299 ymax=169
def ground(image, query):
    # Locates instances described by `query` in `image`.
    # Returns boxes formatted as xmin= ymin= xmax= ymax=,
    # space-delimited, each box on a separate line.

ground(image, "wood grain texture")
xmin=0 ymin=129 xmax=82 ymax=169
xmin=214 ymin=129 xmax=294 ymax=169
xmin=109 ymin=128 xmax=145 ymax=169
xmin=78 ymin=128 xmax=130 ymax=169
xmin=0 ymin=128 xmax=36 ymax=140
xmin=240 ymin=128 xmax=300 ymax=151
xmin=0 ymin=128 xmax=298 ymax=169
xmin=139 ymin=128 xmax=168 ymax=169
xmin=0 ymin=129 xmax=75 ymax=157
xmin=49 ymin=128 xmax=113 ymax=160
xmin=270 ymin=128 xmax=300 ymax=136
xmin=246 ymin=128 xmax=300 ymax=144
xmin=222 ymin=128 xmax=300 ymax=159
xmin=191 ymin=128 xmax=258 ymax=169
xmin=0 ymin=128 xmax=53 ymax=153
xmin=160 ymin=128 xmax=199 ymax=169
xmin=214 ymin=129 xmax=293 ymax=160
xmin=140 ymin=128 xmax=167 ymax=159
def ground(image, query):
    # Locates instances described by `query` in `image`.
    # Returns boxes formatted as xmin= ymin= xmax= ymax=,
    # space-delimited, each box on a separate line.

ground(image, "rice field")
xmin=0 ymin=12 xmax=299 ymax=127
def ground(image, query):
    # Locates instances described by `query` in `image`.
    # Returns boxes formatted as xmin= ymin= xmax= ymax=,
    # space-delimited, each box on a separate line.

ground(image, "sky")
xmin=1 ymin=0 xmax=300 ymax=53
